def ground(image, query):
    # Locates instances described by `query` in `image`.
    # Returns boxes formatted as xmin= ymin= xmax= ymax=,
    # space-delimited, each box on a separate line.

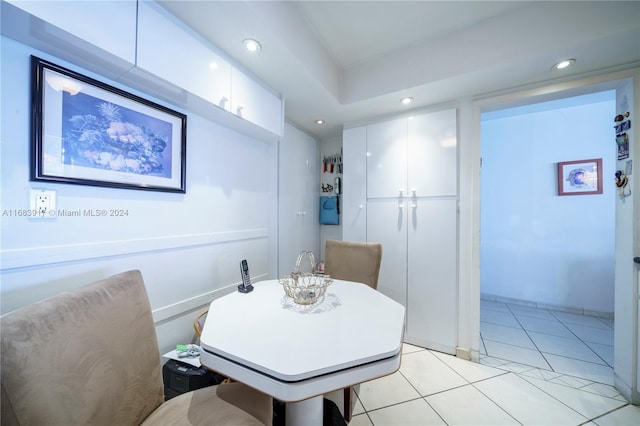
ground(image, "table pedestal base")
xmin=286 ymin=395 xmax=323 ymax=425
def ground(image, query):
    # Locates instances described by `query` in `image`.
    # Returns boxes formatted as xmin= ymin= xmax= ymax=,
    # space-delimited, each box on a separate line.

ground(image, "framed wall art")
xmin=557 ymin=158 xmax=603 ymax=196
xmin=31 ymin=56 xmax=187 ymax=193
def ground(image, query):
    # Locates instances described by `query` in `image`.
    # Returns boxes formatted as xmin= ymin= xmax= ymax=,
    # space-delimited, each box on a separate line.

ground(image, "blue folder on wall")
xmin=320 ymin=196 xmax=339 ymax=225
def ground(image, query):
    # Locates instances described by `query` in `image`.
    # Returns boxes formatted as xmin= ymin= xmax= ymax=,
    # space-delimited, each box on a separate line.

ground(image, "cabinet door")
xmin=137 ymin=1 xmax=231 ymax=110
xmin=6 ymin=0 xmax=136 ymax=63
xmin=366 ymin=118 xmax=407 ymax=199
xmin=231 ymin=68 xmax=284 ymax=136
xmin=278 ymin=124 xmax=319 ymax=276
xmin=342 ymin=126 xmax=367 ymax=242
xmin=408 ymin=109 xmax=457 ymax=197
xmin=406 ymin=198 xmax=457 ymax=354
xmin=366 ymin=199 xmax=407 ymax=307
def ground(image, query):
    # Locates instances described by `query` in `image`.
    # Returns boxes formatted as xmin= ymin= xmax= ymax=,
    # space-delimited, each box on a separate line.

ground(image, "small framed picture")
xmin=557 ymin=158 xmax=603 ymax=196
xmin=616 ymin=133 xmax=629 ymax=160
xmin=31 ymin=56 xmax=187 ymax=193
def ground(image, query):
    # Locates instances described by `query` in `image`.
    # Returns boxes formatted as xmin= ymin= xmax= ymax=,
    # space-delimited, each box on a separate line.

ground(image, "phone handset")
xmin=238 ymin=259 xmax=254 ymax=293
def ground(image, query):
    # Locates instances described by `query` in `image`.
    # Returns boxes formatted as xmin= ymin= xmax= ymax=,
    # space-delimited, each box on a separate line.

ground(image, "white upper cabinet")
xmin=408 ymin=109 xmax=457 ymax=197
xmin=137 ymin=1 xmax=232 ymax=112
xmin=4 ymin=0 xmax=284 ymax=139
xmin=137 ymin=2 xmax=283 ymax=137
xmin=3 ymin=0 xmax=137 ymax=65
xmin=231 ymin=67 xmax=283 ymax=137
xmin=366 ymin=118 xmax=408 ymax=199
xmin=366 ymin=110 xmax=457 ymax=199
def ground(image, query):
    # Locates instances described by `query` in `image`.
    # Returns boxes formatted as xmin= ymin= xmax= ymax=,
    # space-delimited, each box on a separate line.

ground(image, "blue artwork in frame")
xmin=31 ymin=56 xmax=187 ymax=192
xmin=557 ymin=158 xmax=603 ymax=196
xmin=61 ymin=92 xmax=174 ymax=178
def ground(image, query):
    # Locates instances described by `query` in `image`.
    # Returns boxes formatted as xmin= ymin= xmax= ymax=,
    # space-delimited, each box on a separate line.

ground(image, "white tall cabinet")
xmin=343 ymin=109 xmax=458 ymax=354
xmin=278 ymin=124 xmax=320 ymax=276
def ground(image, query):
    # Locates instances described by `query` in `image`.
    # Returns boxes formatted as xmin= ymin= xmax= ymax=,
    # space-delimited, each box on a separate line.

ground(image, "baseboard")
xmin=455 ymin=347 xmax=471 ymax=360
xmin=614 ymin=373 xmax=633 ymax=403
xmin=480 ymin=292 xmax=614 ymax=319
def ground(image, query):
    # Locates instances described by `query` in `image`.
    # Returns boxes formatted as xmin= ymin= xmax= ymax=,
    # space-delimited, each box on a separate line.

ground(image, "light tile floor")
xmin=323 ymin=301 xmax=640 ymax=425
xmin=479 ymin=300 xmax=614 ymax=385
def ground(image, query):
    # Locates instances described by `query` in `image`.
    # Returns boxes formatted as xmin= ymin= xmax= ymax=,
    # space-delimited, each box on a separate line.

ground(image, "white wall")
xmin=0 ymin=36 xmax=278 ymax=355
xmin=480 ymin=92 xmax=616 ymax=314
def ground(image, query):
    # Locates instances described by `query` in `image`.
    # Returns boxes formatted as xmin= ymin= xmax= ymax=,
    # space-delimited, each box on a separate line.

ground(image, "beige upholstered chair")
xmin=193 ymin=310 xmax=208 ymax=343
xmin=323 ymin=239 xmax=383 ymax=421
xmin=0 ymin=270 xmax=272 ymax=426
xmin=324 ymin=239 xmax=382 ymax=290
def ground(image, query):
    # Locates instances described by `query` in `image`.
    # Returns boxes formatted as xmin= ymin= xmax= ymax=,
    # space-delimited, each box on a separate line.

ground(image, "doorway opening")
xmin=478 ymin=90 xmax=617 ymax=386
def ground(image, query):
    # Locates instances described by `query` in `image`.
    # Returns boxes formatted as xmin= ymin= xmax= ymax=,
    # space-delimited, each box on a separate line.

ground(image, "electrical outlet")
xmin=29 ymin=189 xmax=56 ymax=219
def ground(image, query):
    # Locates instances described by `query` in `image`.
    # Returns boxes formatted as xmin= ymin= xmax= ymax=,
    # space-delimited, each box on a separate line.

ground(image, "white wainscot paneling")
xmin=0 ymin=230 xmax=268 ymax=307
xmin=0 ymin=231 xmax=270 ymax=354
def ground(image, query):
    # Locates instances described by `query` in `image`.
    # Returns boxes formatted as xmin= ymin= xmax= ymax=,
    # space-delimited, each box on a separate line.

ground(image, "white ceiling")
xmin=158 ymin=1 xmax=640 ymax=140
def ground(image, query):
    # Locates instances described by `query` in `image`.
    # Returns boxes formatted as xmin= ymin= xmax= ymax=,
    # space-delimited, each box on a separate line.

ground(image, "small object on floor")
xmin=176 ymin=344 xmax=200 ymax=358
xmin=162 ymin=359 xmax=227 ymax=400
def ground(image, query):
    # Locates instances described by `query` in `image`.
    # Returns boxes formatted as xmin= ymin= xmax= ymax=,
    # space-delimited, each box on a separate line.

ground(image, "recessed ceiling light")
xmin=243 ymin=38 xmax=261 ymax=52
xmin=552 ymin=59 xmax=575 ymax=70
xmin=401 ymin=96 xmax=414 ymax=105
xmin=314 ymin=119 xmax=325 ymax=125
xmin=209 ymin=62 xmax=219 ymax=70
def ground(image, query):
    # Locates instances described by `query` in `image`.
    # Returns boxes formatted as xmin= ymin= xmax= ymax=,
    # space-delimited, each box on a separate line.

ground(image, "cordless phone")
xmin=238 ymin=259 xmax=254 ymax=293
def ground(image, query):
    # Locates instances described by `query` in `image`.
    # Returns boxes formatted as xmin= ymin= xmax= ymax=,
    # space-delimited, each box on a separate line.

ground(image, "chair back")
xmin=324 ymin=240 xmax=382 ymax=289
xmin=1 ymin=270 xmax=164 ymax=426
xmin=193 ymin=310 xmax=208 ymax=338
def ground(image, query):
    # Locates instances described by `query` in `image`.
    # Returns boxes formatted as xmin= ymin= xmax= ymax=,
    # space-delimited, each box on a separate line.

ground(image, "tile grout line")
xmin=482 ymin=304 xmax=617 ymax=390
xmin=468 ymin=373 xmax=524 ymax=426
xmin=547 ymin=311 xmax=614 ymax=368
xmin=516 ymin=373 xmax=607 ymax=423
xmin=422 ymin=350 xmax=517 ymax=425
xmin=487 ymin=305 xmax=615 ymax=386
xmin=354 ymin=344 xmax=625 ymax=425
xmin=504 ymin=303 xmax=555 ymax=371
xmin=420 ymin=396 xmax=450 ymax=426
xmin=579 ymin=403 xmax=632 ymax=426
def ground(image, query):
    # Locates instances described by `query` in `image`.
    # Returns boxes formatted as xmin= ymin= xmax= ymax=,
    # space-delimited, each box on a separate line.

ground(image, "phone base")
xmin=237 ymin=284 xmax=254 ymax=293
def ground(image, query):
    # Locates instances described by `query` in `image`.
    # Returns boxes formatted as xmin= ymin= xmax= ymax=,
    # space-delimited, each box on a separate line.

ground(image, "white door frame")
xmin=460 ymin=67 xmax=639 ymax=403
